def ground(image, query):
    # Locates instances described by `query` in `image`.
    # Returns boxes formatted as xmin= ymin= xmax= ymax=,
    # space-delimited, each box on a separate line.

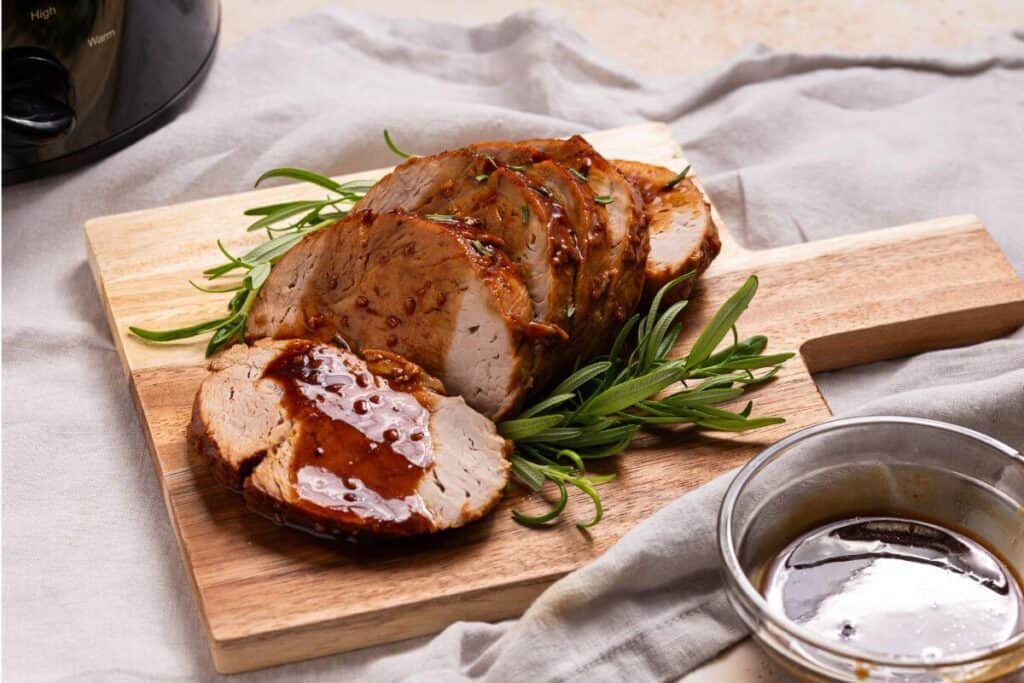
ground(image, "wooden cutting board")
xmin=85 ymin=123 xmax=1024 ymax=674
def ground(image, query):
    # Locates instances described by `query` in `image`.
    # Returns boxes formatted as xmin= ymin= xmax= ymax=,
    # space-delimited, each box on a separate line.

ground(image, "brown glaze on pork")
xmin=524 ymin=136 xmax=650 ymax=359
xmin=357 ymin=149 xmax=577 ymax=348
xmin=192 ymin=340 xmax=510 ymax=538
xmin=613 ymin=160 xmax=721 ymax=305
xmin=468 ymin=141 xmax=614 ymax=371
xmin=246 ymin=211 xmax=534 ymax=419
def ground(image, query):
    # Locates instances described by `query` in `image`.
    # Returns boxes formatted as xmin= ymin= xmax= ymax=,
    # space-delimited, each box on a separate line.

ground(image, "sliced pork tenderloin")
xmin=614 ymin=160 xmax=721 ymax=304
xmin=190 ymin=341 xmax=291 ymax=489
xmin=192 ymin=339 xmax=510 ymax=537
xmin=523 ymin=136 xmax=650 ymax=357
xmin=357 ymin=150 xmax=578 ymax=348
xmin=469 ymin=141 xmax=613 ymax=361
xmin=246 ymin=210 xmax=534 ymax=419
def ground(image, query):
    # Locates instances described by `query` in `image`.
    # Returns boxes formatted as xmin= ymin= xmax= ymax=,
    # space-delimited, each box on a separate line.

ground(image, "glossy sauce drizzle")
xmin=262 ymin=342 xmax=435 ymax=533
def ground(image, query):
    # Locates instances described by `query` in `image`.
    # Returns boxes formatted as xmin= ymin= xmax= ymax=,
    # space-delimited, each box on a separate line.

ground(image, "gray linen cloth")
xmin=4 ymin=9 xmax=1023 ymax=682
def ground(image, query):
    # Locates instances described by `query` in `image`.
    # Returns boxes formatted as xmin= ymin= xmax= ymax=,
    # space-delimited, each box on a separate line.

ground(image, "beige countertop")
xmin=218 ymin=3 xmax=1021 ymax=680
xmin=222 ymin=0 xmax=1021 ymax=76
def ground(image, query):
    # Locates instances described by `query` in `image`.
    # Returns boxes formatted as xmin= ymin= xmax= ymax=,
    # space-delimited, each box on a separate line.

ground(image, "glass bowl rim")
xmin=717 ymin=415 xmax=1024 ymax=670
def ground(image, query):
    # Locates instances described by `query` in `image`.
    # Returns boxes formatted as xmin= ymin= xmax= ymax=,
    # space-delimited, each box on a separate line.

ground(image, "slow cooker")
xmin=2 ymin=0 xmax=220 ymax=185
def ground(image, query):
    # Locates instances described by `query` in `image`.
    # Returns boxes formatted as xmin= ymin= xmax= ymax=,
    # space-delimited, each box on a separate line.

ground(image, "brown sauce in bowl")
xmin=262 ymin=342 xmax=434 ymax=534
xmin=761 ymin=516 xmax=1024 ymax=661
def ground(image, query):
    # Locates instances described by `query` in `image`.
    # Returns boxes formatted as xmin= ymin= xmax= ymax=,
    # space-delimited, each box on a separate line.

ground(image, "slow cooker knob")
xmin=2 ymin=48 xmax=75 ymax=145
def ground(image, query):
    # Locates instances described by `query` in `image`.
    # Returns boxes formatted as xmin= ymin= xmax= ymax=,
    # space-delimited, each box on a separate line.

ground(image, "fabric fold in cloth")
xmin=3 ymin=8 xmax=1023 ymax=681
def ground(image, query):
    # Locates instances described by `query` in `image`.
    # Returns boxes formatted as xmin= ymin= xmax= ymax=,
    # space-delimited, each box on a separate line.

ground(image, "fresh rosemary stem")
xmin=500 ymin=273 xmax=793 ymax=529
xmin=129 ymin=131 xmax=416 ymax=355
xmin=128 ymin=169 xmax=372 ymax=356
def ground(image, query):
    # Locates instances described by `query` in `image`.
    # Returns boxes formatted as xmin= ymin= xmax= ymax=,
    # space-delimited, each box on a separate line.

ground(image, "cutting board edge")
xmin=707 ymin=212 xmax=988 ymax=275
xmin=800 ymin=298 xmax=1024 ymax=373
xmin=206 ymin=572 xmax=560 ymax=674
xmin=119 ymin=372 xmax=226 ymax=667
xmin=85 ymin=225 xmax=136 ymax=382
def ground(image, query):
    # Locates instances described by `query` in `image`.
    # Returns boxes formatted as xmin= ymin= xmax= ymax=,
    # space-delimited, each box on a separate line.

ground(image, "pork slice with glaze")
xmin=522 ymin=136 xmax=650 ymax=358
xmin=614 ymin=160 xmax=721 ymax=304
xmin=191 ymin=339 xmax=510 ymax=537
xmin=246 ymin=210 xmax=534 ymax=419
xmin=356 ymin=149 xmax=577 ymax=350
xmin=468 ymin=141 xmax=613 ymax=362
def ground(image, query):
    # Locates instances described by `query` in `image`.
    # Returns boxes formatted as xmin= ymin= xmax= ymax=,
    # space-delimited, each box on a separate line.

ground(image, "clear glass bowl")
xmin=718 ymin=416 xmax=1024 ymax=682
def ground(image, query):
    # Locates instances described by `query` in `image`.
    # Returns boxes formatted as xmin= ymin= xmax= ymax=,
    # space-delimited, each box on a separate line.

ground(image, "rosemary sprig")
xmin=129 ymin=168 xmax=373 ymax=356
xmin=500 ymin=273 xmax=793 ymax=529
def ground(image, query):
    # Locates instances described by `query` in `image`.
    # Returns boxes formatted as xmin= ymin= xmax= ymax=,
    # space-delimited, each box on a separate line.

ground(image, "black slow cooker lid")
xmin=2 ymin=0 xmax=220 ymax=184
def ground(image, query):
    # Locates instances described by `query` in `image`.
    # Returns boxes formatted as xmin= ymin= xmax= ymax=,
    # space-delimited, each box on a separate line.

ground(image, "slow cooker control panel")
xmin=2 ymin=0 xmax=219 ymax=184
xmin=2 ymin=46 xmax=75 ymax=146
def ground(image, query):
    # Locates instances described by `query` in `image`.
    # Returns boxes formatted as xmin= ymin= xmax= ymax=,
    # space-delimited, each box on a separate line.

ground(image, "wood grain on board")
xmin=85 ymin=123 xmax=1024 ymax=673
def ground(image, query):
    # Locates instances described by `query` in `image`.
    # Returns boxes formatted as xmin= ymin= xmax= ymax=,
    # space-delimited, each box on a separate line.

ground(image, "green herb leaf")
xmin=554 ymin=448 xmax=585 ymax=472
xmin=254 ymin=168 xmax=343 ymax=193
xmin=129 ymin=317 xmax=229 ymax=342
xmin=512 ymin=479 xmax=568 ymax=525
xmin=510 ymin=454 xmax=547 ymax=492
xmin=499 ymin=415 xmax=565 ymax=441
xmin=244 ymin=199 xmax=324 ymax=217
xmin=663 ymin=164 xmax=691 ymax=190
xmin=189 ymin=280 xmax=244 ymax=294
xmin=696 ymin=416 xmax=785 ymax=432
xmin=570 ymin=476 xmax=605 ymax=529
xmin=521 ymin=204 xmax=529 ymax=225
xmin=216 ymin=240 xmax=250 ymax=270
xmin=246 ymin=200 xmax=329 ymax=232
xmin=556 ymin=425 xmax=638 ymax=448
xmin=337 ymin=179 xmax=376 ymax=193
xmin=245 ymin=262 xmax=272 ymax=289
xmin=552 ymin=361 xmax=611 ymax=396
xmin=470 ymin=239 xmax=494 ymax=256
xmin=569 ymin=168 xmax=588 ymax=182
xmin=578 ymin=361 xmax=687 ymax=417
xmin=594 ymin=195 xmax=614 ymax=205
xmin=707 ymin=352 xmax=795 ymax=371
xmin=383 ymin=129 xmax=414 ymax=159
xmin=519 ymin=393 xmax=576 ymax=418
xmin=685 ymin=275 xmax=758 ymax=370
xmin=519 ymin=427 xmax=585 ymax=444
xmin=704 ymin=335 xmax=767 ymax=366
xmin=639 ymin=300 xmax=688 ymax=373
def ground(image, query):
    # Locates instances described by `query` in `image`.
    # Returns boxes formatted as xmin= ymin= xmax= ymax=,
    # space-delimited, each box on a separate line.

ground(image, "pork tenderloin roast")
xmin=358 ymin=149 xmax=578 ymax=345
xmin=197 ymin=136 xmax=722 ymax=538
xmin=468 ymin=141 xmax=616 ymax=365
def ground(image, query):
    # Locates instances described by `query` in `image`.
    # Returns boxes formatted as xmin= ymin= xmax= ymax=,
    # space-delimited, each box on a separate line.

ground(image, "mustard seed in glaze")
xmin=261 ymin=341 xmax=435 ymax=534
